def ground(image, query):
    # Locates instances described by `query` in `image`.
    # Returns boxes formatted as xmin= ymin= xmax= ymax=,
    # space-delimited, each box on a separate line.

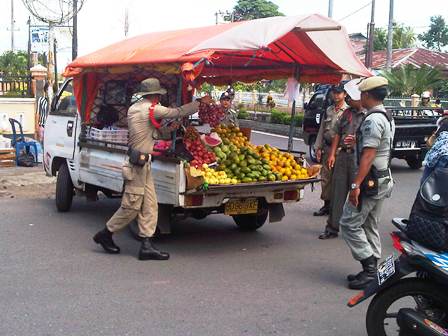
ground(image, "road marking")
xmin=252 ymin=130 xmax=304 ymax=142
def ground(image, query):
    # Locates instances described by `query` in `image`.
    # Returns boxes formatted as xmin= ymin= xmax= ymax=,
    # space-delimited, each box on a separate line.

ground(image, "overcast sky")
xmin=1 ymin=0 xmax=447 ymax=70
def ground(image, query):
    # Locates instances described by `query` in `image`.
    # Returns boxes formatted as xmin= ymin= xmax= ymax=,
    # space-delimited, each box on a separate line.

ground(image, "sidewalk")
xmin=0 ymin=165 xmax=55 ymax=199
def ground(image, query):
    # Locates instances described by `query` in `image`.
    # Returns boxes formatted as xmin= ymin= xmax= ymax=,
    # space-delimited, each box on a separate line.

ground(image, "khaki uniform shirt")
xmin=333 ymin=107 xmax=365 ymax=148
xmin=315 ymin=103 xmax=348 ymax=150
xmin=221 ymin=108 xmax=239 ymax=127
xmin=127 ymin=99 xmax=200 ymax=154
xmin=358 ymin=104 xmax=395 ymax=199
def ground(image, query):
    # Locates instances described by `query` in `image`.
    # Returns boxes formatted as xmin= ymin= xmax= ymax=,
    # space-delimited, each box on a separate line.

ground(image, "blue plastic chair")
xmin=8 ymin=118 xmax=38 ymax=166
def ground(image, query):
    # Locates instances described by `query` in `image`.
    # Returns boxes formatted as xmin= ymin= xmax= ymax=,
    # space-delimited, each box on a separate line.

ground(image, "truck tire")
xmin=55 ymin=163 xmax=74 ymax=212
xmin=233 ymin=203 xmax=269 ymax=231
xmin=405 ymin=155 xmax=422 ymax=170
xmin=309 ymin=136 xmax=317 ymax=163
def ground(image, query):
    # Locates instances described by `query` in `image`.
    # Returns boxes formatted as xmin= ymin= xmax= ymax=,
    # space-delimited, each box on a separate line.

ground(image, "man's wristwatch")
xmin=350 ymin=183 xmax=359 ymax=191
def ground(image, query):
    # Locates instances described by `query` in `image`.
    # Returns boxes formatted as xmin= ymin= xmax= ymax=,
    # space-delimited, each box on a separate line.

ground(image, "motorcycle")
xmin=348 ymin=218 xmax=448 ymax=336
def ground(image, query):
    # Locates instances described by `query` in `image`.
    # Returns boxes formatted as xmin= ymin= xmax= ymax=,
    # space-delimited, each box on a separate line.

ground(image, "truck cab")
xmin=302 ymin=84 xmax=333 ymax=161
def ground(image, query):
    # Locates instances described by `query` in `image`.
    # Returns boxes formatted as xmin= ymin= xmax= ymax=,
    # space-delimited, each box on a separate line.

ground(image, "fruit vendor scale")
xmin=179 ymin=102 xmax=319 ymax=188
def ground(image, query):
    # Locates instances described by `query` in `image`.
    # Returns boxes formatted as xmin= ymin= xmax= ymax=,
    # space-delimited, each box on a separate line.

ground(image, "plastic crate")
xmin=89 ymin=127 xmax=128 ymax=144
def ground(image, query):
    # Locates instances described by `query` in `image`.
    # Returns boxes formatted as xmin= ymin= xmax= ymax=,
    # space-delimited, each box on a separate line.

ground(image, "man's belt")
xmin=127 ymin=147 xmax=151 ymax=166
xmin=338 ymin=147 xmax=355 ymax=154
xmin=376 ymin=169 xmax=391 ymax=178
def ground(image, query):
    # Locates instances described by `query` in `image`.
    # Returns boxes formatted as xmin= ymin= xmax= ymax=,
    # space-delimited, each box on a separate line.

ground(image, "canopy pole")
xmin=171 ymin=76 xmax=183 ymax=151
xmin=287 ymin=67 xmax=300 ymax=152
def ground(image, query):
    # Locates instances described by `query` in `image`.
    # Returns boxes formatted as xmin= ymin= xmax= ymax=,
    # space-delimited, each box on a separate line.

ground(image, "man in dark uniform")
xmin=313 ymin=84 xmax=348 ymax=216
xmin=319 ymin=79 xmax=365 ymax=239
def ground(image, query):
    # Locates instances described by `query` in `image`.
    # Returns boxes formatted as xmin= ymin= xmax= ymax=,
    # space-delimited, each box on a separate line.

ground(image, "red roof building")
xmin=369 ymin=48 xmax=448 ymax=74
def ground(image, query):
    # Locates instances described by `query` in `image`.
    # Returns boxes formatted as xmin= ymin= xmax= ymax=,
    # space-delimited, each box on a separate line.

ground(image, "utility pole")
xmin=365 ymin=0 xmax=376 ymax=68
xmin=27 ymin=17 xmax=31 ymax=69
xmin=328 ymin=0 xmax=334 ymax=18
xmin=54 ymin=38 xmax=58 ymax=91
xmin=10 ymin=0 xmax=15 ymax=51
xmin=124 ymin=8 xmax=129 ymax=37
xmin=386 ymin=0 xmax=394 ymax=70
xmin=72 ymin=0 xmax=78 ymax=60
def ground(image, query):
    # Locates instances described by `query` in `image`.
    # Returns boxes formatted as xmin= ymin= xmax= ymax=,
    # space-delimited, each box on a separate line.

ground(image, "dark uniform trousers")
xmin=320 ymin=144 xmax=333 ymax=201
xmin=326 ymin=149 xmax=356 ymax=233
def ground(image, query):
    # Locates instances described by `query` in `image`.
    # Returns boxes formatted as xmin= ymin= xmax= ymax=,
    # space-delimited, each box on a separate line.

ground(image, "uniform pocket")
xmin=122 ymin=192 xmax=143 ymax=210
xmin=122 ymin=165 xmax=134 ymax=181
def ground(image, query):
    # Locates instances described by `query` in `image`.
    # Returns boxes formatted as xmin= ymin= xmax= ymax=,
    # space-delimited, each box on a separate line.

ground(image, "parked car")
xmin=302 ymin=85 xmax=441 ymax=169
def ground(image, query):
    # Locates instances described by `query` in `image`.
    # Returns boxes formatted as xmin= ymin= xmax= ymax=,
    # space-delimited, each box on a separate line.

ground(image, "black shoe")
xmin=318 ymin=231 xmax=338 ymax=239
xmin=138 ymin=238 xmax=170 ymax=261
xmin=93 ymin=228 xmax=120 ymax=254
xmin=348 ymin=256 xmax=378 ymax=290
xmin=313 ymin=201 xmax=330 ymax=216
xmin=347 ymin=257 xmax=378 ymax=281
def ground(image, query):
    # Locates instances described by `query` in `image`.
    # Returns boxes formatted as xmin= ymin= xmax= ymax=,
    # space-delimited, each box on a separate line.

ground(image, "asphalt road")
xmin=0 ymin=132 xmax=420 ymax=336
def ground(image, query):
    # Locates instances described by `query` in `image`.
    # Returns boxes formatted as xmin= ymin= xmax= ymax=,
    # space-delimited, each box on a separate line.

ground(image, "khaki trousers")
xmin=107 ymin=161 xmax=158 ymax=238
xmin=326 ymin=151 xmax=356 ymax=233
xmin=340 ymin=196 xmax=384 ymax=261
xmin=320 ymin=146 xmax=333 ymax=201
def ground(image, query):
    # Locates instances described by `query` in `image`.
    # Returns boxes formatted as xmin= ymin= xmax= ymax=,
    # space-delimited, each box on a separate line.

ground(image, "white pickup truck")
xmin=44 ymin=79 xmax=317 ymax=235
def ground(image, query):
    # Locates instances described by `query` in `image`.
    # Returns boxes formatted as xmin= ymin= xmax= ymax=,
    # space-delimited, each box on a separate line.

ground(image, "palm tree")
xmin=380 ymin=64 xmax=443 ymax=96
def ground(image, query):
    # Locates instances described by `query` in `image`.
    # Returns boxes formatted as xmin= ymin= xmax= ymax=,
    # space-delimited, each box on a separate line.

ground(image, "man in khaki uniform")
xmin=319 ymin=79 xmax=365 ymax=239
xmin=313 ymin=84 xmax=348 ymax=216
xmin=93 ymin=78 xmax=212 ymax=260
xmin=340 ymin=76 xmax=394 ymax=289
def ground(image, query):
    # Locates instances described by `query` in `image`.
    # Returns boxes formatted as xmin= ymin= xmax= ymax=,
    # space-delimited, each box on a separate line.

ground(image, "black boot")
xmin=313 ymin=201 xmax=330 ymax=216
xmin=347 ymin=257 xmax=378 ymax=281
xmin=93 ymin=227 xmax=120 ymax=254
xmin=138 ymin=238 xmax=170 ymax=261
xmin=348 ymin=256 xmax=378 ymax=290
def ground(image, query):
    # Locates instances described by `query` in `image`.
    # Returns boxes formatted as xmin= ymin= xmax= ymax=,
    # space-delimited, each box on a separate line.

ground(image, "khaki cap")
xmin=358 ymin=76 xmax=388 ymax=92
xmin=135 ymin=78 xmax=167 ymax=96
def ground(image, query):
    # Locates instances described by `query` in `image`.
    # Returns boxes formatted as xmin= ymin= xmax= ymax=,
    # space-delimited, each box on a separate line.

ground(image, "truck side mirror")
xmin=308 ymin=102 xmax=317 ymax=110
xmin=50 ymin=97 xmax=58 ymax=112
xmin=304 ymin=102 xmax=308 ymax=109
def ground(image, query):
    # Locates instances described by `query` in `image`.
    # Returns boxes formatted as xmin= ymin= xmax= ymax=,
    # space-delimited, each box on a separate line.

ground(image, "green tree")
xmin=227 ymin=0 xmax=283 ymax=22
xmin=0 ymin=50 xmax=29 ymax=76
xmin=418 ymin=15 xmax=448 ymax=51
xmin=373 ymin=24 xmax=416 ymax=51
xmin=380 ymin=64 xmax=443 ymax=96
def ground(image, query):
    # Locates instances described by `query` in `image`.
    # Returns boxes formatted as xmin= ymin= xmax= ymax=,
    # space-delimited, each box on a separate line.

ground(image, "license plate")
xmin=377 ymin=255 xmax=395 ymax=285
xmin=397 ymin=140 xmax=416 ymax=148
xmin=225 ymin=199 xmax=258 ymax=215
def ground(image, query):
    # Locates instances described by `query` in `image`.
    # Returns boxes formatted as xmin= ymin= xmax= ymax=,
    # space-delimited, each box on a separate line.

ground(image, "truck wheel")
xmin=55 ymin=163 xmax=74 ymax=212
xmin=233 ymin=204 xmax=269 ymax=231
xmin=309 ymin=136 xmax=317 ymax=162
xmin=406 ymin=155 xmax=422 ymax=170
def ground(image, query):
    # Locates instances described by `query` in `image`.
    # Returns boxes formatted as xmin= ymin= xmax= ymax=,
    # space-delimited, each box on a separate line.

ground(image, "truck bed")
xmin=185 ymin=178 xmax=319 ymax=195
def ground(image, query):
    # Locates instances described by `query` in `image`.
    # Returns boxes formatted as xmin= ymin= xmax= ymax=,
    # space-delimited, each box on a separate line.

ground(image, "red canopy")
xmin=65 ymin=14 xmax=371 ymax=83
xmin=65 ymin=15 xmax=371 ymax=120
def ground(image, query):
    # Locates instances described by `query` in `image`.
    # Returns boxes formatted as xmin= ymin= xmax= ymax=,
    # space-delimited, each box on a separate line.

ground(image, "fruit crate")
xmin=88 ymin=127 xmax=128 ymax=144
xmin=0 ymin=148 xmax=16 ymax=167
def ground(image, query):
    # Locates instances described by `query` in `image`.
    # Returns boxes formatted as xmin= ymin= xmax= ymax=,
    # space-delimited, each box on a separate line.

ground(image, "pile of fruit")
xmin=183 ymin=126 xmax=216 ymax=167
xmin=214 ymin=124 xmax=254 ymax=149
xmin=214 ymin=145 xmax=278 ymax=183
xmin=198 ymin=103 xmax=225 ymax=127
xmin=254 ymin=144 xmax=309 ymax=180
xmin=183 ymin=124 xmax=310 ymax=186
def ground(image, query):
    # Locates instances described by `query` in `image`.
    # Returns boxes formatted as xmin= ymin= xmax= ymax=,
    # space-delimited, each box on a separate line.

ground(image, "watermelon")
xmin=200 ymin=134 xmax=222 ymax=147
